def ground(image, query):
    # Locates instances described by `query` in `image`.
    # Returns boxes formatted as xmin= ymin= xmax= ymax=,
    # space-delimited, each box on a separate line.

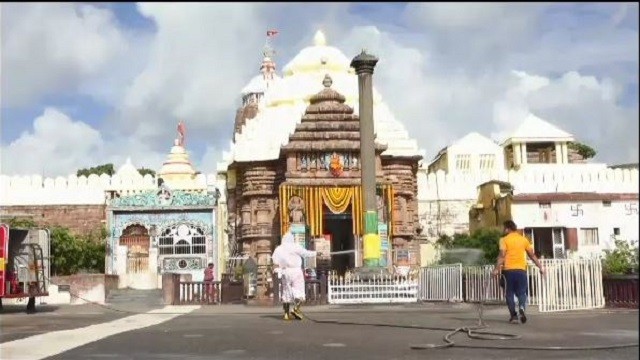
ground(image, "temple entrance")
xmin=119 ymin=224 xmax=156 ymax=289
xmin=324 ymin=208 xmax=355 ymax=275
xmin=120 ymin=225 xmax=150 ymax=274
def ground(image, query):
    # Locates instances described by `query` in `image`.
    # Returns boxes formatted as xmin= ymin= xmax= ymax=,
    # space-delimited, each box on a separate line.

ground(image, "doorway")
xmin=323 ymin=208 xmax=354 ymax=275
xmin=525 ymin=227 xmax=566 ymax=259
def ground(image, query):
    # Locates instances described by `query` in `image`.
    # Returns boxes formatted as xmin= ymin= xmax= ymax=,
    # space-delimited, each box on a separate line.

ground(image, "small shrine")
xmin=105 ymin=123 xmax=219 ymax=290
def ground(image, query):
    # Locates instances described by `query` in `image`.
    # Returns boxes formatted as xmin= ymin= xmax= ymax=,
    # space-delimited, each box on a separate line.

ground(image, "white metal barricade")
xmin=327 ymin=272 xmax=419 ymax=305
xmin=419 ymin=264 xmax=463 ymax=302
xmin=535 ymin=259 xmax=605 ymax=312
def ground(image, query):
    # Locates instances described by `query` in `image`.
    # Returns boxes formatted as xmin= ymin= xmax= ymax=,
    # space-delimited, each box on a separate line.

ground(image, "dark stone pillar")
xmin=351 ymin=50 xmax=380 ymax=268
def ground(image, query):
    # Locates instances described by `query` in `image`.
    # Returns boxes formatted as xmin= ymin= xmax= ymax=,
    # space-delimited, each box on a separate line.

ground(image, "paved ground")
xmin=1 ymin=303 xmax=638 ymax=360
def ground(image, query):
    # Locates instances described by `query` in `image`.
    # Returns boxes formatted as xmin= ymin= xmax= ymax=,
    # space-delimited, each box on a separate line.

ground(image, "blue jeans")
xmin=503 ymin=269 xmax=528 ymax=316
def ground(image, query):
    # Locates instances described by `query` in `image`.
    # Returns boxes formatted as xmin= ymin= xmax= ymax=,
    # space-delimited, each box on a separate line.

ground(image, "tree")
xmin=568 ymin=141 xmax=596 ymax=160
xmin=77 ymin=163 xmax=115 ymax=177
xmin=6 ymin=217 xmax=38 ymax=229
xmin=602 ymin=240 xmax=639 ymax=275
xmin=137 ymin=167 xmax=156 ymax=177
xmin=50 ymin=226 xmax=106 ymax=275
xmin=436 ymin=228 xmax=503 ymax=265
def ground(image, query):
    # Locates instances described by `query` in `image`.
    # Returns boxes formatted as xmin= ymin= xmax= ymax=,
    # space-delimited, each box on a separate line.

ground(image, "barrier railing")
xmin=536 ymin=259 xmax=605 ymax=312
xmin=462 ymin=264 xmax=539 ymax=306
xmin=327 ymin=272 xmax=419 ymax=305
xmin=419 ymin=264 xmax=463 ymax=302
xmin=602 ymin=274 xmax=639 ymax=308
xmin=179 ymin=281 xmax=221 ymax=305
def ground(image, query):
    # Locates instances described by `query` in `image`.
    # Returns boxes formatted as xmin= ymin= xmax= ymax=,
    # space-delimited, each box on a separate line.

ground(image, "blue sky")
xmin=1 ymin=3 xmax=638 ymax=176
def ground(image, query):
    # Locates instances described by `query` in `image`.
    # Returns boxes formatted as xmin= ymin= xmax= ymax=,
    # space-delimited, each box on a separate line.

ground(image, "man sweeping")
xmin=272 ymin=231 xmax=317 ymax=320
xmin=493 ymin=220 xmax=545 ymax=324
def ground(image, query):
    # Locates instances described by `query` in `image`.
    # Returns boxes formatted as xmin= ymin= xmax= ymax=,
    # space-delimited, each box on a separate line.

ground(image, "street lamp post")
xmin=350 ymin=50 xmax=382 ymax=272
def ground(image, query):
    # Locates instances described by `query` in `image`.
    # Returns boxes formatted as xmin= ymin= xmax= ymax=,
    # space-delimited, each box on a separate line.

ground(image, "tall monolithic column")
xmin=351 ymin=51 xmax=381 ymax=268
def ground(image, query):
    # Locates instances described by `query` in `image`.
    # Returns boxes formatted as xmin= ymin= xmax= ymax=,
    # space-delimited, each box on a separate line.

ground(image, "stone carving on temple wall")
xmin=110 ymin=188 xmax=218 ymax=208
xmin=296 ymin=152 xmax=360 ymax=173
xmin=288 ymin=195 xmax=305 ymax=223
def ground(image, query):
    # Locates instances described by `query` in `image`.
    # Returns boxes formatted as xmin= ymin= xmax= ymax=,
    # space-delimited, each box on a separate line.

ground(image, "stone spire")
xmin=282 ymin=75 xmax=386 ymax=153
xmin=260 ymin=40 xmax=277 ymax=81
xmin=314 ymin=30 xmax=327 ymax=46
xmin=158 ymin=123 xmax=199 ymax=189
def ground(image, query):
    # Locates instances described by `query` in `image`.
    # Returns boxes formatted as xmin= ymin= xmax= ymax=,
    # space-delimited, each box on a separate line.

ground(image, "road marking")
xmin=183 ymin=334 xmax=203 ymax=338
xmin=323 ymin=343 xmax=347 ymax=347
xmin=0 ymin=305 xmax=200 ymax=360
xmin=222 ymin=349 xmax=247 ymax=354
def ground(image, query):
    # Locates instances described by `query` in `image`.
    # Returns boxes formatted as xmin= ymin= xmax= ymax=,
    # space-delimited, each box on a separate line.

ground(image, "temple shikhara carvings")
xmin=218 ymin=31 xmax=425 ymax=296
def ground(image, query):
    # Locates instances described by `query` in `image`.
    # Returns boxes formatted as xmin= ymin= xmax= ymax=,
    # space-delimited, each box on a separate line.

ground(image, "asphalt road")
xmin=1 ymin=303 xmax=638 ymax=360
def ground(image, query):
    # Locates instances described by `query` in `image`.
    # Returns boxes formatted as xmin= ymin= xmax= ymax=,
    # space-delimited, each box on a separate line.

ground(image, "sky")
xmin=1 ymin=2 xmax=638 ymax=177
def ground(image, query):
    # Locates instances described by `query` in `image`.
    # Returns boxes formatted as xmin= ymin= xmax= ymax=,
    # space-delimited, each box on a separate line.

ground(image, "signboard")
xmin=378 ymin=224 xmax=389 ymax=267
xmin=313 ymin=235 xmax=332 ymax=271
xmin=0 ymin=225 xmax=8 ymax=297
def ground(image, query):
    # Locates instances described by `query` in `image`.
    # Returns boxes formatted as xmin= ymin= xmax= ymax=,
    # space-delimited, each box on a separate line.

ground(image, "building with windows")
xmin=511 ymin=192 xmax=639 ymax=259
xmin=469 ymin=180 xmax=639 ymax=259
xmin=427 ymin=132 xmax=503 ymax=174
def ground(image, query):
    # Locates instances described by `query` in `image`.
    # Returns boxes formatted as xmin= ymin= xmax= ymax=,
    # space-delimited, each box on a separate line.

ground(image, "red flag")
xmin=266 ymin=29 xmax=279 ymax=37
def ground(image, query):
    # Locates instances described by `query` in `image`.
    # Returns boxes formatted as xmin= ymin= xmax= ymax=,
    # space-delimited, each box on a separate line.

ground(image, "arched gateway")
xmin=225 ymin=75 xmax=422 ymax=298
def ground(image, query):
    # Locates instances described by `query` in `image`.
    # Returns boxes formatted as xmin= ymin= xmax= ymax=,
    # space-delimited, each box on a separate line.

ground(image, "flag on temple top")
xmin=266 ymin=29 xmax=279 ymax=37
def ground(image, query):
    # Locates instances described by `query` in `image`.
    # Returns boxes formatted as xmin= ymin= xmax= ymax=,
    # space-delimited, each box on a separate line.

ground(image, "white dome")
xmin=227 ymin=30 xmax=426 ymax=163
xmin=282 ymin=30 xmax=353 ymax=76
xmin=116 ymin=158 xmax=141 ymax=179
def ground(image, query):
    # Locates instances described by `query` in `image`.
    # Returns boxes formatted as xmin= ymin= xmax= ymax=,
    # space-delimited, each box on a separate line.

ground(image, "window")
xmin=579 ymin=228 xmax=599 ymax=246
xmin=455 ymin=154 xmax=471 ymax=171
xmin=603 ymin=201 xmax=612 ymax=207
xmin=538 ymin=203 xmax=551 ymax=209
xmin=478 ymin=154 xmax=496 ymax=170
xmin=158 ymin=223 xmax=207 ymax=255
xmin=613 ymin=228 xmax=621 ymax=236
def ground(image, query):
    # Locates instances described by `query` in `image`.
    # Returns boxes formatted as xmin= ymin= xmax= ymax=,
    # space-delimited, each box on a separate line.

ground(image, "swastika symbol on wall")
xmin=570 ymin=204 xmax=583 ymax=217
xmin=625 ymin=203 xmax=638 ymax=216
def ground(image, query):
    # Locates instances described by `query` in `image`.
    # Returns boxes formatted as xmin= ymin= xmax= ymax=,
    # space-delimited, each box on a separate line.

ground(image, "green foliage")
xmin=602 ymin=240 xmax=639 ymax=275
xmin=137 ymin=167 xmax=156 ymax=177
xmin=568 ymin=141 xmax=597 ymax=160
xmin=77 ymin=163 xmax=157 ymax=177
xmin=51 ymin=226 xmax=106 ymax=275
xmin=77 ymin=163 xmax=115 ymax=177
xmin=6 ymin=217 xmax=38 ymax=229
xmin=436 ymin=228 xmax=503 ymax=265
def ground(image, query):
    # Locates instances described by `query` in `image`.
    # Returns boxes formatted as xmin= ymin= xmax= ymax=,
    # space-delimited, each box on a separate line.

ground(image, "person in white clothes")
xmin=272 ymin=231 xmax=317 ymax=320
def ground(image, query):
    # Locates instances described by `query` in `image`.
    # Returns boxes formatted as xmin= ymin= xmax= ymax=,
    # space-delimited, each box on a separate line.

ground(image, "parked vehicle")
xmin=0 ymin=224 xmax=50 ymax=312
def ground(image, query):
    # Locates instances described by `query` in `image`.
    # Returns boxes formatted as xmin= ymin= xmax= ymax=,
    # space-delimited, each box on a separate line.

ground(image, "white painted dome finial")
xmin=314 ymin=30 xmax=327 ymax=46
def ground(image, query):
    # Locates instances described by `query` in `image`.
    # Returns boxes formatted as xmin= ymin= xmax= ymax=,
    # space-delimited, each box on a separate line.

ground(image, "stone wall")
xmin=416 ymin=167 xmax=639 ymax=240
xmin=0 ymin=205 xmax=106 ymax=235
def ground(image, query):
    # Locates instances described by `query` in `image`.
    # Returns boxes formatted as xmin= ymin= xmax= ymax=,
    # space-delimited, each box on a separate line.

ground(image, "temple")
xmin=105 ymin=126 xmax=218 ymax=290
xmin=218 ymin=31 xmax=425 ymax=296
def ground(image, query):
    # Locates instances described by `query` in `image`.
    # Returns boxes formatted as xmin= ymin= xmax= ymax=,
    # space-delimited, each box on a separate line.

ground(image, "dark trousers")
xmin=503 ymin=269 xmax=528 ymax=316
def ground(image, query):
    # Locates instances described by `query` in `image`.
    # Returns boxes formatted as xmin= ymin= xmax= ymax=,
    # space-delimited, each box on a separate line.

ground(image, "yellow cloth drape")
xmin=321 ymin=187 xmax=353 ymax=214
xmin=279 ymin=184 xmax=393 ymax=237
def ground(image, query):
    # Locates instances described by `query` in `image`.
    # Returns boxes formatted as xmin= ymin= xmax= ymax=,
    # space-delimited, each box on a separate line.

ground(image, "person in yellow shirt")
xmin=492 ymin=220 xmax=545 ymax=324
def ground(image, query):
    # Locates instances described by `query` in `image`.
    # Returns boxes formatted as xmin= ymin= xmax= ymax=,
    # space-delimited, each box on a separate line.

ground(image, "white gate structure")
xmin=327 ymin=272 xmax=419 ymax=304
xmin=419 ymin=264 xmax=463 ymax=302
xmin=535 ymin=258 xmax=605 ymax=312
xmin=463 ymin=265 xmax=539 ymax=305
xmin=439 ymin=259 xmax=603 ymax=312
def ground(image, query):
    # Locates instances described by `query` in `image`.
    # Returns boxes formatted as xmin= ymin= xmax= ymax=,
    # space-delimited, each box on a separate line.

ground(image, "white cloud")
xmin=1 ymin=3 xmax=131 ymax=107
xmin=1 ymin=108 xmax=104 ymax=176
xmin=115 ymin=3 xmax=270 ymax=145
